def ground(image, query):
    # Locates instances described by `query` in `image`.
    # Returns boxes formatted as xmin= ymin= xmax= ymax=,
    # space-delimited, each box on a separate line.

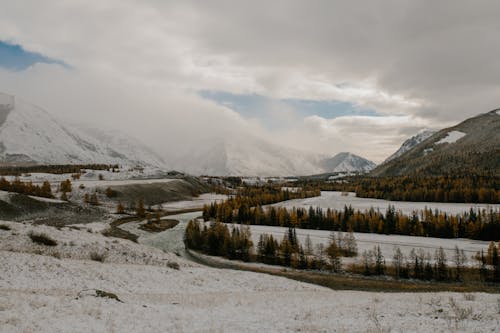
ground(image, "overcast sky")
xmin=0 ymin=1 xmax=499 ymax=163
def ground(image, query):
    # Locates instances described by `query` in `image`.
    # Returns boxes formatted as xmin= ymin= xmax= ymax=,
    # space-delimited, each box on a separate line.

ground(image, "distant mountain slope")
xmin=321 ymin=152 xmax=376 ymax=173
xmin=371 ymin=109 xmax=500 ymax=176
xmin=383 ymin=130 xmax=436 ymax=163
xmin=0 ymin=92 xmax=166 ymax=167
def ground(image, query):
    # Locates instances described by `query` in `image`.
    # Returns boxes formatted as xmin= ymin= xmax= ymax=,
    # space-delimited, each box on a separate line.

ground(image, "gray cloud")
xmin=0 ymin=0 xmax=498 ymax=163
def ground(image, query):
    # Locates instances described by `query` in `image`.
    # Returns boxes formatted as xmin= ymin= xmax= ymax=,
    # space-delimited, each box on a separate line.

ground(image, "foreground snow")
xmin=1 ymin=221 xmax=499 ymax=332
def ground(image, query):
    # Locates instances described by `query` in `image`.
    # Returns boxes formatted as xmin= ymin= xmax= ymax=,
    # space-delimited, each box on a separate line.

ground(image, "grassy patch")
xmin=102 ymin=227 xmax=138 ymax=243
xmin=28 ymin=231 xmax=58 ymax=246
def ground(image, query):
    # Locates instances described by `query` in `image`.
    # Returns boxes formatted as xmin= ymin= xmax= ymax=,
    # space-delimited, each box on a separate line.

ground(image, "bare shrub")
xmin=48 ymin=249 xmax=62 ymax=259
xmin=28 ymin=231 xmax=58 ymax=246
xmin=449 ymin=297 xmax=473 ymax=321
xmin=89 ymin=251 xmax=107 ymax=262
xmin=0 ymin=224 xmax=11 ymax=231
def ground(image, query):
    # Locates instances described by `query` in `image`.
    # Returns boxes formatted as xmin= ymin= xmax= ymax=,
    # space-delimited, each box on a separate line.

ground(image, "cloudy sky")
xmin=0 ymin=1 xmax=499 ymax=163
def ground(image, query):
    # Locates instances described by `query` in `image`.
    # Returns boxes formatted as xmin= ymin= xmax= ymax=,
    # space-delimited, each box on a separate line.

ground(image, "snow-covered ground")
xmin=435 ymin=131 xmax=467 ymax=144
xmin=1 ymin=220 xmax=499 ymax=332
xmin=230 ymin=223 xmax=490 ymax=265
xmin=3 ymin=168 xmax=173 ymax=185
xmin=269 ymin=191 xmax=500 ymax=216
xmin=160 ymin=193 xmax=228 ymax=211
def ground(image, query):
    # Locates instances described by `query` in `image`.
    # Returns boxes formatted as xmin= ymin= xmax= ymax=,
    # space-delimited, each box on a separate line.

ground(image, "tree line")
xmin=203 ymin=202 xmax=500 ymax=241
xmin=314 ymin=174 xmax=500 ymax=204
xmin=0 ymin=164 xmax=119 ymax=176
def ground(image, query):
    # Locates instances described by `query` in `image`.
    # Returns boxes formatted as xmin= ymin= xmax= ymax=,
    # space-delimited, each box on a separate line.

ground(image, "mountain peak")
xmin=321 ymin=152 xmax=376 ymax=173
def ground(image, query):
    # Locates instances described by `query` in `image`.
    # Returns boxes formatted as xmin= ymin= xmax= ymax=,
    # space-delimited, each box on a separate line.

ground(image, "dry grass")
xmin=28 ymin=231 xmax=58 ymax=246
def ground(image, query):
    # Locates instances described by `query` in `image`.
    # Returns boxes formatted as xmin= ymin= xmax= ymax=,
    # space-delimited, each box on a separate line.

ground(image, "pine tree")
xmin=453 ymin=245 xmax=466 ymax=281
xmin=393 ymin=246 xmax=404 ymax=279
xmin=136 ymin=199 xmax=146 ymax=217
xmin=327 ymin=238 xmax=342 ymax=272
xmin=434 ymin=247 xmax=448 ymax=281
xmin=116 ymin=202 xmax=125 ymax=214
xmin=304 ymin=234 xmax=314 ymax=256
xmin=374 ymin=245 xmax=385 ymax=275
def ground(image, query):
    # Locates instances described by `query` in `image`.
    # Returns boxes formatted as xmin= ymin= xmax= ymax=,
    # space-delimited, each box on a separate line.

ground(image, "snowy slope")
xmin=320 ymin=152 xmax=376 ymax=173
xmin=384 ymin=130 xmax=436 ymax=163
xmin=0 ymin=93 xmax=166 ymax=167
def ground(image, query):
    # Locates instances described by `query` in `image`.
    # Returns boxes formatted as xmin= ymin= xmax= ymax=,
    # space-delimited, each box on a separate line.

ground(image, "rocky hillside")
xmin=372 ymin=109 xmax=500 ymax=176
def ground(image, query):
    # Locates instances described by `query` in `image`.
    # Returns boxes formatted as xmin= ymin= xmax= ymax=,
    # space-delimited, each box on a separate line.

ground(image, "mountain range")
xmin=0 ymin=93 xmax=166 ymax=168
xmin=0 ymin=92 xmax=376 ymax=176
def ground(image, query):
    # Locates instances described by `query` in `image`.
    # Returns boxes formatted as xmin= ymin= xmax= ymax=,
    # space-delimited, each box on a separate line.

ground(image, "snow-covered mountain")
xmin=169 ymin=136 xmax=326 ymax=176
xmin=0 ymin=92 xmax=166 ymax=167
xmin=170 ymin=136 xmax=376 ymax=176
xmin=320 ymin=152 xmax=376 ymax=173
xmin=383 ymin=130 xmax=436 ymax=163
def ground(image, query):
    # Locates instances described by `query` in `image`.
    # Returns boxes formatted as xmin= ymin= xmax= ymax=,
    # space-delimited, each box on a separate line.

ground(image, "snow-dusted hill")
xmin=0 ymin=92 xmax=166 ymax=167
xmin=383 ymin=130 xmax=436 ymax=163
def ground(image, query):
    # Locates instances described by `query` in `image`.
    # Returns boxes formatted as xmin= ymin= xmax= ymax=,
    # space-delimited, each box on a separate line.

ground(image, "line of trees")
xmin=315 ymin=174 xmax=500 ymax=204
xmin=0 ymin=164 xmax=119 ymax=176
xmin=0 ymin=177 xmax=53 ymax=198
xmin=203 ymin=203 xmax=500 ymax=241
xmin=184 ymin=219 xmax=500 ymax=283
xmin=185 ymin=219 xmax=357 ymax=271
xmin=202 ymin=186 xmax=320 ymax=223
